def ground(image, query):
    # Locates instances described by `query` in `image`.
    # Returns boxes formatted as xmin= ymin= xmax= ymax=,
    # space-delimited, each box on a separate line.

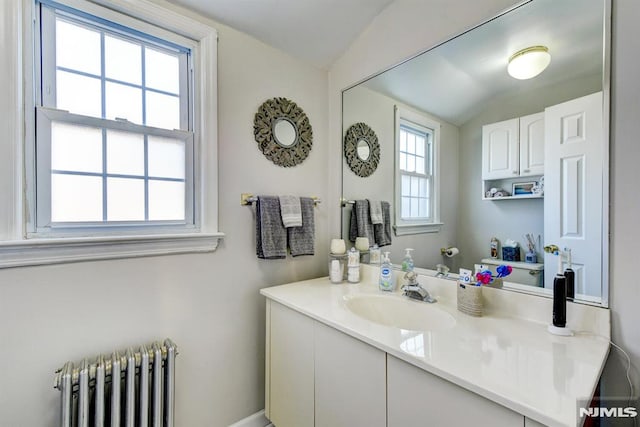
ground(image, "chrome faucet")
xmin=402 ymin=271 xmax=437 ymax=303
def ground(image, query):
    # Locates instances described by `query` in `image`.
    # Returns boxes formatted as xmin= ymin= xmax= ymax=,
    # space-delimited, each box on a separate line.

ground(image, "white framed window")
xmin=394 ymin=105 xmax=442 ymax=235
xmin=0 ymin=0 xmax=222 ymax=267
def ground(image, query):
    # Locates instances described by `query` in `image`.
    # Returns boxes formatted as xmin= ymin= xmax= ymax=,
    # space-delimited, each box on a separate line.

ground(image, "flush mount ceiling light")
xmin=507 ymin=46 xmax=551 ymax=80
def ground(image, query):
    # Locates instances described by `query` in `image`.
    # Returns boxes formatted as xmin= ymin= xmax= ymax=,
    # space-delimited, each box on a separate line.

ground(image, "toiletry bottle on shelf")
xmin=490 ymin=237 xmax=499 ymax=258
xmin=401 ymin=248 xmax=414 ymax=272
xmin=379 ymin=252 xmax=395 ymax=292
xmin=347 ymin=247 xmax=360 ymax=283
xmin=564 ymin=248 xmax=575 ymax=302
xmin=369 ymin=244 xmax=381 ymax=264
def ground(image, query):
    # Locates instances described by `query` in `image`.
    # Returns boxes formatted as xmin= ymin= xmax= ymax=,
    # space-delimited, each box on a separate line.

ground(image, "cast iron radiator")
xmin=53 ymin=339 xmax=177 ymax=427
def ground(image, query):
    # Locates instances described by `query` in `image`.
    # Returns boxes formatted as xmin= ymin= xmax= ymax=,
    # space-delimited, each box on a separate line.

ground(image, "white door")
xmin=482 ymin=118 xmax=519 ymax=179
xmin=519 ymin=112 xmax=545 ymax=177
xmin=544 ymin=92 xmax=603 ymax=298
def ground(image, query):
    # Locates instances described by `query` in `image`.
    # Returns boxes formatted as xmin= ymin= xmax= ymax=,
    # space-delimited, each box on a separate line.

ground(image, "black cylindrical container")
xmin=564 ymin=268 xmax=575 ymax=302
xmin=552 ymin=274 xmax=567 ymax=327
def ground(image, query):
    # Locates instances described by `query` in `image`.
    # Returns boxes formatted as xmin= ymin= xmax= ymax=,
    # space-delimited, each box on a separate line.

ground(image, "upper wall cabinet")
xmin=482 ymin=112 xmax=545 ymax=180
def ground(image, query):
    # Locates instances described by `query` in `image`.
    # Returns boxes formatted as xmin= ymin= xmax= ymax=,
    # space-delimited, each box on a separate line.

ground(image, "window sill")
xmin=393 ymin=223 xmax=443 ymax=236
xmin=0 ymin=232 xmax=225 ymax=268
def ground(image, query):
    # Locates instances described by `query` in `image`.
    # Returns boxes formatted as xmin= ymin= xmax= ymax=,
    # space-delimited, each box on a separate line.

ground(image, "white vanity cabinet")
xmin=482 ymin=112 xmax=545 ymax=180
xmin=386 ymin=355 xmax=522 ymax=427
xmin=265 ymin=300 xmax=386 ymax=427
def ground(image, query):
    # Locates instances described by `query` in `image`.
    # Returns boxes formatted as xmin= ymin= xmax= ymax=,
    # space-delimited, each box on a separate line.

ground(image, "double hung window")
xmin=34 ymin=0 xmax=195 ymax=235
xmin=394 ymin=106 xmax=441 ymax=235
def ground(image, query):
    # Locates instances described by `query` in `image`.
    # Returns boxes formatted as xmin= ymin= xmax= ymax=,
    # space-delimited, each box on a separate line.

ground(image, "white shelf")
xmin=483 ymin=194 xmax=543 ymax=201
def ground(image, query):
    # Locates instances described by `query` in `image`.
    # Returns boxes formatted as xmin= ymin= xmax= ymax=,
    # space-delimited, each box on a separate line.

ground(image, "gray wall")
xmin=602 ymin=0 xmax=640 ymax=418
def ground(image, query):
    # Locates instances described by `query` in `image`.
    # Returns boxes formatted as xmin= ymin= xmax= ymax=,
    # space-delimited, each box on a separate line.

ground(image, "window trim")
xmin=0 ymin=0 xmax=223 ymax=268
xmin=393 ymin=105 xmax=442 ymax=236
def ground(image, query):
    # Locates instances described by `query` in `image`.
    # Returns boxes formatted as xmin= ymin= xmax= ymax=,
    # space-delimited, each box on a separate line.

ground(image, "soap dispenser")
xmin=401 ymin=248 xmax=414 ymax=272
xmin=379 ymin=252 xmax=395 ymax=292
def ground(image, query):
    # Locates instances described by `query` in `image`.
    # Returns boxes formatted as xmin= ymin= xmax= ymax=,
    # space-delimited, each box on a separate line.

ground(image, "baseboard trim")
xmin=228 ymin=410 xmax=272 ymax=427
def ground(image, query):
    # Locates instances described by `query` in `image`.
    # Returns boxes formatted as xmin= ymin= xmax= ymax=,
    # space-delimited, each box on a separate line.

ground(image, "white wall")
xmin=0 ymin=1 xmax=328 ymax=426
xmin=330 ymin=0 xmax=640 ymax=414
xmin=341 ymin=85 xmax=460 ymax=268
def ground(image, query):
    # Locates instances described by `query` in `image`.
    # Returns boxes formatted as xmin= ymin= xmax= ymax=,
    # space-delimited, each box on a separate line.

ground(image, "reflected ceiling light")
xmin=507 ymin=46 xmax=551 ymax=80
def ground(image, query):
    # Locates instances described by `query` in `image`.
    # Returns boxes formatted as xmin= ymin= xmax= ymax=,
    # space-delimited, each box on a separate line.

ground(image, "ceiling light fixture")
xmin=507 ymin=46 xmax=551 ymax=80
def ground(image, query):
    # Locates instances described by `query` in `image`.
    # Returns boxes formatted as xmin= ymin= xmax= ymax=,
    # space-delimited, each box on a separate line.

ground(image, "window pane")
xmin=107 ymin=177 xmax=145 ymax=221
xmin=407 ymin=154 xmax=415 ymax=172
xmin=106 ymin=130 xmax=144 ymax=176
xmin=416 ymin=155 xmax=425 ymax=174
xmin=148 ymin=136 xmax=185 ymax=179
xmin=399 ymin=152 xmax=406 ymax=171
xmin=105 ymin=82 xmax=143 ymax=123
xmin=416 ymin=136 xmax=425 ymax=156
xmin=105 ymin=35 xmax=142 ymax=85
xmin=419 ymin=198 xmax=429 ymax=218
xmin=401 ymin=196 xmax=410 ymax=218
xmin=400 ymin=130 xmax=407 ymax=152
xmin=51 ymin=122 xmax=102 ymax=173
xmin=411 ymin=176 xmax=420 ymax=197
xmin=146 ymin=91 xmax=180 ymax=130
xmin=401 ymin=175 xmax=410 ymax=196
xmin=57 ymin=71 xmax=102 ymax=117
xmin=145 ymin=48 xmax=180 ymax=94
xmin=56 ymin=19 xmax=101 ymax=75
xmin=410 ymin=198 xmax=419 ymax=217
xmin=51 ymin=174 xmax=103 ymax=222
xmin=407 ymin=133 xmax=415 ymax=154
xmin=148 ymin=180 xmax=184 ymax=220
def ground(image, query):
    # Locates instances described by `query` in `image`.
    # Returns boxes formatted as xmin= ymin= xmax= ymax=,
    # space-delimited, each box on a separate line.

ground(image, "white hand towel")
xmin=279 ymin=195 xmax=302 ymax=228
xmin=369 ymin=200 xmax=383 ymax=225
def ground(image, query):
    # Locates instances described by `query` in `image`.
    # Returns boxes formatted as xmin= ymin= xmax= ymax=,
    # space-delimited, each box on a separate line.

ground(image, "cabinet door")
xmin=519 ymin=112 xmax=545 ymax=177
xmin=314 ymin=322 xmax=386 ymax=427
xmin=266 ymin=301 xmax=314 ymax=427
xmin=387 ymin=355 xmax=523 ymax=427
xmin=482 ymin=118 xmax=519 ymax=179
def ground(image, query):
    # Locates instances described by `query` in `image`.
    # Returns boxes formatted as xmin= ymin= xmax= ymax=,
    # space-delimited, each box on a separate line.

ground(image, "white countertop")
xmin=260 ymin=275 xmax=610 ymax=427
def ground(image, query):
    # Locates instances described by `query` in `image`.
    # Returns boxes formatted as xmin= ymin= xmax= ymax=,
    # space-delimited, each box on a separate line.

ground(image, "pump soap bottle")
xmin=379 ymin=252 xmax=395 ymax=292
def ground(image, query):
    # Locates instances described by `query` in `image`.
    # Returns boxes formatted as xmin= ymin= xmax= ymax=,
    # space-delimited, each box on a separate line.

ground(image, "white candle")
xmin=330 ymin=238 xmax=346 ymax=254
xmin=355 ymin=237 xmax=369 ymax=252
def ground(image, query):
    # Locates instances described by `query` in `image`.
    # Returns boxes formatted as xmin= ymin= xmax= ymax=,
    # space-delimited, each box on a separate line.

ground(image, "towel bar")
xmin=241 ymin=193 xmax=321 ymax=206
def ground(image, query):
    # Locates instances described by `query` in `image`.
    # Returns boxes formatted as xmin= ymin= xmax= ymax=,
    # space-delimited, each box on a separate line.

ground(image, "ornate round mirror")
xmin=254 ymin=97 xmax=313 ymax=167
xmin=344 ymin=122 xmax=380 ymax=177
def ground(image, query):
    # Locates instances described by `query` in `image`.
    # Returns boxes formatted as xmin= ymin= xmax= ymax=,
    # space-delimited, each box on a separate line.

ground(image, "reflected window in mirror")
xmin=394 ymin=106 xmax=442 ymax=236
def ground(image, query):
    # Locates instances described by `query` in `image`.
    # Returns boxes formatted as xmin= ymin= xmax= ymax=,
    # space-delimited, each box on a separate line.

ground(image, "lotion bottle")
xmin=379 ymin=252 xmax=395 ymax=292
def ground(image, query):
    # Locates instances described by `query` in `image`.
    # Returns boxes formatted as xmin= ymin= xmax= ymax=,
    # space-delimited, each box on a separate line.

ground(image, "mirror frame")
xmin=254 ymin=97 xmax=313 ymax=167
xmin=344 ymin=122 xmax=381 ymax=177
xmin=339 ymin=0 xmax=611 ymax=307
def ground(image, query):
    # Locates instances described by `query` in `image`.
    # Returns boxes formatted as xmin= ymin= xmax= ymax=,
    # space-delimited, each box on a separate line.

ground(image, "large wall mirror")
xmin=341 ymin=0 xmax=610 ymax=306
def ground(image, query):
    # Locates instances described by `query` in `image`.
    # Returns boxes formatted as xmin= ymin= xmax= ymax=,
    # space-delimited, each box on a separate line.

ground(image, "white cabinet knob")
xmin=524 ymin=169 xmax=530 ymax=173
xmin=512 ymin=171 xmax=518 ymax=175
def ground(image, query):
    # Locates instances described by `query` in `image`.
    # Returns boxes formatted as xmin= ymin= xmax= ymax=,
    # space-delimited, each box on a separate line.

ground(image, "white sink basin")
xmin=343 ymin=294 xmax=456 ymax=332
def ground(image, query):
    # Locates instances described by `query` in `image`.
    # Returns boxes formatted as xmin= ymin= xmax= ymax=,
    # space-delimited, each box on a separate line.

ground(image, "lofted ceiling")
xmin=167 ymin=0 xmax=395 ymax=69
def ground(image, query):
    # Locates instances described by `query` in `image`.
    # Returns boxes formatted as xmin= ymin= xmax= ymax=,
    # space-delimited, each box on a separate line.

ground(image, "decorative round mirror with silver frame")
xmin=254 ymin=97 xmax=313 ymax=167
xmin=344 ymin=122 xmax=380 ymax=177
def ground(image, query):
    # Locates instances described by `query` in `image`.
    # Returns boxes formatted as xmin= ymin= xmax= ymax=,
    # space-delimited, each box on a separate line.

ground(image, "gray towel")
xmin=279 ymin=195 xmax=302 ymax=228
xmin=373 ymin=201 xmax=392 ymax=247
xmin=349 ymin=200 xmax=375 ymax=244
xmin=256 ymin=196 xmax=287 ymax=259
xmin=369 ymin=200 xmax=383 ymax=225
xmin=288 ymin=197 xmax=315 ymax=256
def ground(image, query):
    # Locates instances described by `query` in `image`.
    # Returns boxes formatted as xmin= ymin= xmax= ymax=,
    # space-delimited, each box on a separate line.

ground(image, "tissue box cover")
xmin=502 ymin=247 xmax=520 ymax=261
